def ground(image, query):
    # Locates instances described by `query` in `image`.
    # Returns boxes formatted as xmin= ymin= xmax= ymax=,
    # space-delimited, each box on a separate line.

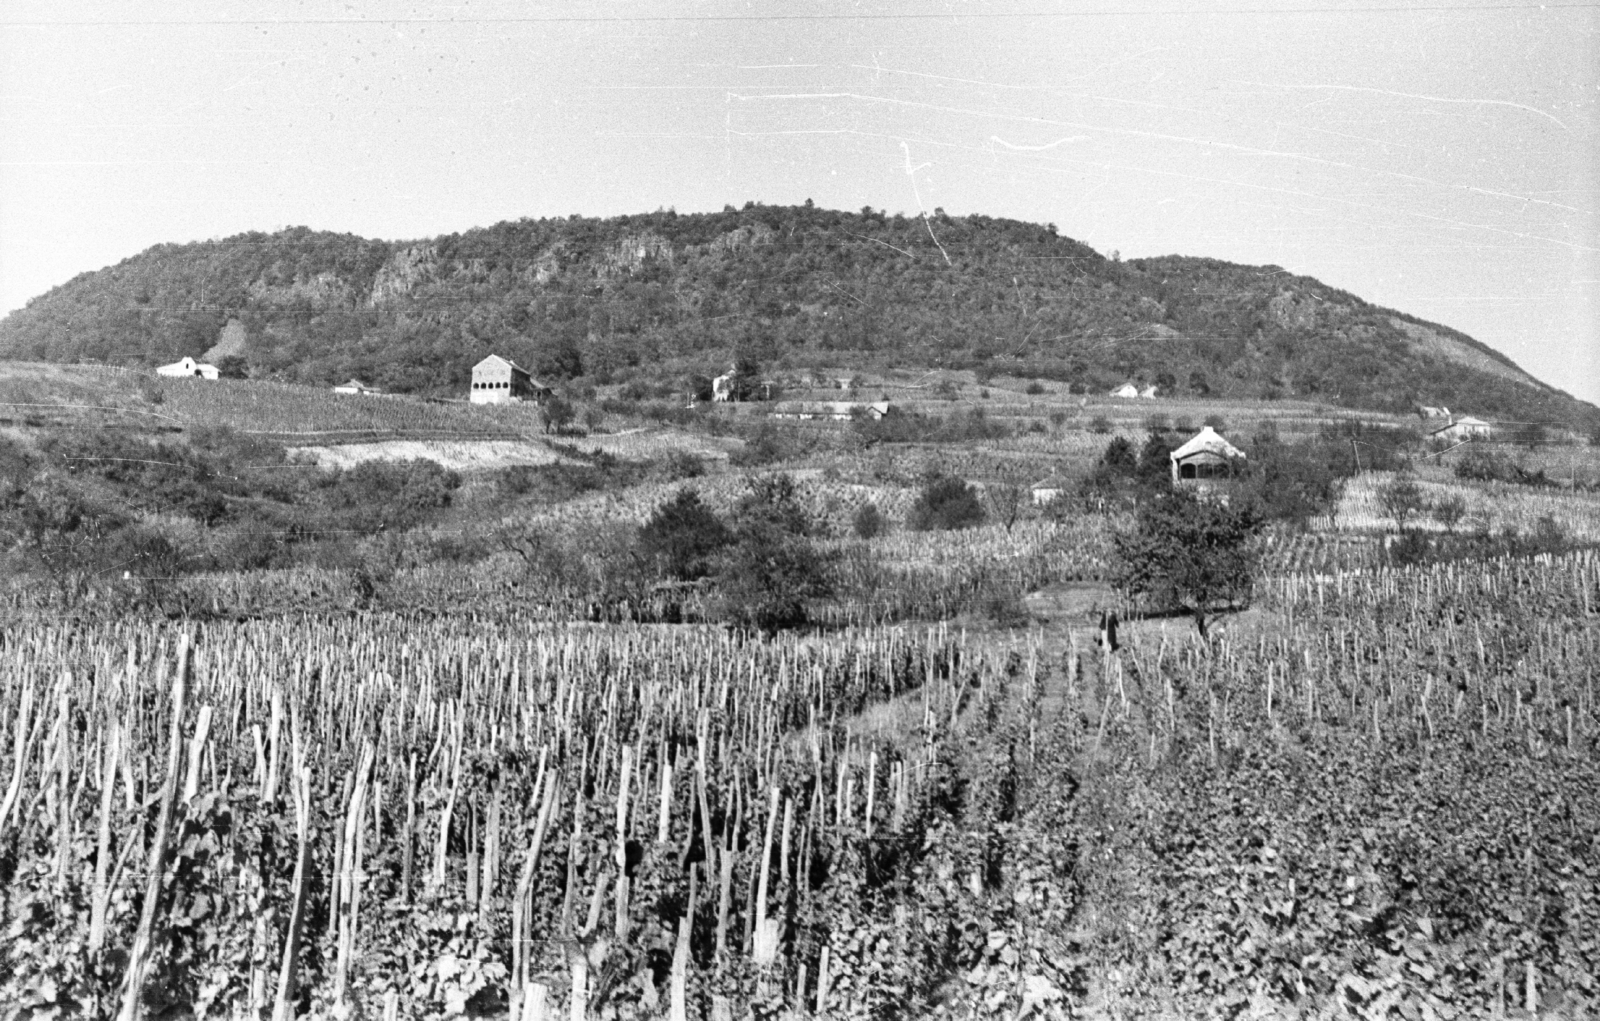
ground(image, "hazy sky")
xmin=2 ymin=0 xmax=1596 ymax=405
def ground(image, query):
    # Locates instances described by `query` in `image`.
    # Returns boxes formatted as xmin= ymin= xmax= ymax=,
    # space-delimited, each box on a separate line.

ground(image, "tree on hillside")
xmin=638 ymin=488 xmax=730 ymax=581
xmin=1377 ymin=474 xmax=1425 ymax=532
xmin=985 ymin=477 xmax=1027 ymax=532
xmin=542 ymin=396 xmax=575 ymax=434
xmin=1111 ymin=488 xmax=1263 ymax=638
xmin=1135 ymin=431 xmax=1179 ymax=490
xmin=714 ymin=473 xmax=830 ymax=633
xmin=907 ymin=473 xmax=986 ymax=531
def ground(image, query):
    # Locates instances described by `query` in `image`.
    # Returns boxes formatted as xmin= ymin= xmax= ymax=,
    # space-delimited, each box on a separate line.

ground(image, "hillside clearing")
xmin=292 ymin=438 xmax=572 ymax=470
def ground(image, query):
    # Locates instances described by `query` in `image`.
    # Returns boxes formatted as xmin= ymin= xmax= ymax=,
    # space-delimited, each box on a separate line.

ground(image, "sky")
xmin=2 ymin=0 xmax=1596 ymax=405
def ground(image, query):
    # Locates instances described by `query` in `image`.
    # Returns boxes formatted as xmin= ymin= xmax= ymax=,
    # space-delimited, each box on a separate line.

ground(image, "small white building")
xmin=333 ymin=378 xmax=384 ymax=396
xmin=1430 ymin=416 xmax=1492 ymax=442
xmin=712 ymin=369 xmax=736 ymax=402
xmin=1030 ymin=474 xmax=1068 ymax=506
xmin=156 ymin=356 xmax=219 ymax=380
xmin=1169 ymin=426 xmax=1247 ymax=485
xmin=1138 ymin=384 xmax=1158 ymax=399
xmin=1108 ymin=383 xmax=1140 ymax=399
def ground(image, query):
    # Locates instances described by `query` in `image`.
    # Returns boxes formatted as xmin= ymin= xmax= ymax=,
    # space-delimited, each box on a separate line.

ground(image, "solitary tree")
xmin=985 ymin=477 xmax=1027 ymax=532
xmin=1111 ymin=488 xmax=1263 ymax=638
xmin=542 ymin=396 xmax=575 ymax=435
xmin=1377 ymin=474 xmax=1425 ymax=532
xmin=714 ymin=473 xmax=830 ymax=633
xmin=1432 ymin=493 xmax=1468 ymax=534
xmin=638 ymin=488 xmax=730 ymax=581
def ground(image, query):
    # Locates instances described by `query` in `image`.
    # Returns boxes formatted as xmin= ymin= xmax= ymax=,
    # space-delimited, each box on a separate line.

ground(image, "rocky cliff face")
xmin=597 ymin=233 xmax=675 ymax=280
xmin=369 ymin=245 xmax=439 ymax=306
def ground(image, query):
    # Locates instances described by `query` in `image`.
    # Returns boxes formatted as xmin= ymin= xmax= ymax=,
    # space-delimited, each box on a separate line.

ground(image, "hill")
xmin=2 ymin=203 xmax=1593 ymax=429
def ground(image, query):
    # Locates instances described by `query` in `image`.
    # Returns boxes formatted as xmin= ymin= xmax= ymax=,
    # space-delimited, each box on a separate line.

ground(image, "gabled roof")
xmin=1169 ymin=426 xmax=1246 ymax=462
xmin=473 ymin=353 xmax=527 ymax=374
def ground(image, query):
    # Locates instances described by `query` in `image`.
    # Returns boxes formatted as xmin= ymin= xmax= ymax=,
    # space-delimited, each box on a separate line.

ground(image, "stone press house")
xmin=470 ymin=355 xmax=552 ymax=405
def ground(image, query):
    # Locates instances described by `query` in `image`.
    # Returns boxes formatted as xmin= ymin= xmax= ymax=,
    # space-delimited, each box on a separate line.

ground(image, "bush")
xmin=1024 ymin=380 xmax=1047 ymax=395
xmin=1089 ymin=415 xmax=1112 ymax=435
xmin=730 ymin=422 xmax=790 ymax=467
xmin=908 ymin=473 xmax=986 ymax=531
xmin=322 ymin=459 xmax=461 ymax=533
xmin=660 ymin=451 xmax=706 ymax=481
xmin=852 ymin=502 xmax=884 ymax=539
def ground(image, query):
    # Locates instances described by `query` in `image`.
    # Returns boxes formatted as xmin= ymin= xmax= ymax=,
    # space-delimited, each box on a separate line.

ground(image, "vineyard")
xmin=4 ymin=355 xmax=1600 ymax=1018
xmin=2 ymin=547 xmax=1597 ymax=1020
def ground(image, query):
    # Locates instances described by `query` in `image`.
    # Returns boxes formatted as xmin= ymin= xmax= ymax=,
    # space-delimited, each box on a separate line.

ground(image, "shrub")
xmin=908 ymin=473 xmax=986 ymax=531
xmin=1089 ymin=415 xmax=1112 ymax=435
xmin=660 ymin=451 xmax=705 ymax=481
xmin=852 ymin=502 xmax=884 ymax=539
xmin=322 ymin=459 xmax=461 ymax=533
xmin=1025 ymin=380 xmax=1047 ymax=395
xmin=730 ymin=422 xmax=790 ymax=467
xmin=732 ymin=472 xmax=811 ymax=537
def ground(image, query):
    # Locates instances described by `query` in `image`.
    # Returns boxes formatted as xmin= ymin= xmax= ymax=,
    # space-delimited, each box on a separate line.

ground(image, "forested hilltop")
xmin=2 ymin=202 xmax=1592 ymax=427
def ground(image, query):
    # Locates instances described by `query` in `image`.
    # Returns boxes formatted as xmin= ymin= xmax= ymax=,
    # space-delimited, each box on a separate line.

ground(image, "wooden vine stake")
xmin=512 ymin=764 xmax=559 ymax=992
xmin=668 ymin=868 xmax=698 ymax=1021
xmin=614 ymin=744 xmax=633 ymax=942
xmin=116 ymin=638 xmax=190 ymax=1021
xmin=272 ymin=727 xmax=313 ymax=1021
xmin=0 ymin=676 xmax=36 ymax=837
xmin=87 ymin=719 xmax=121 ymax=958
xmin=181 ymin=704 xmax=214 ymax=803
xmin=334 ymin=741 xmax=377 ymax=1006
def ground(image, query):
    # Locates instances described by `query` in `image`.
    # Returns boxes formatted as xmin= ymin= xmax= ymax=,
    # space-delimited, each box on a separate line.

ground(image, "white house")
xmin=712 ymin=369 xmax=736 ymax=402
xmin=1108 ymin=383 xmax=1140 ymax=399
xmin=333 ymin=378 xmax=384 ymax=396
xmin=1138 ymin=384 xmax=1158 ymax=399
xmin=1030 ymin=473 xmax=1068 ymax=506
xmin=1169 ymin=426 xmax=1247 ymax=485
xmin=156 ymin=356 xmax=219 ymax=380
xmin=1430 ymin=416 xmax=1492 ymax=442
